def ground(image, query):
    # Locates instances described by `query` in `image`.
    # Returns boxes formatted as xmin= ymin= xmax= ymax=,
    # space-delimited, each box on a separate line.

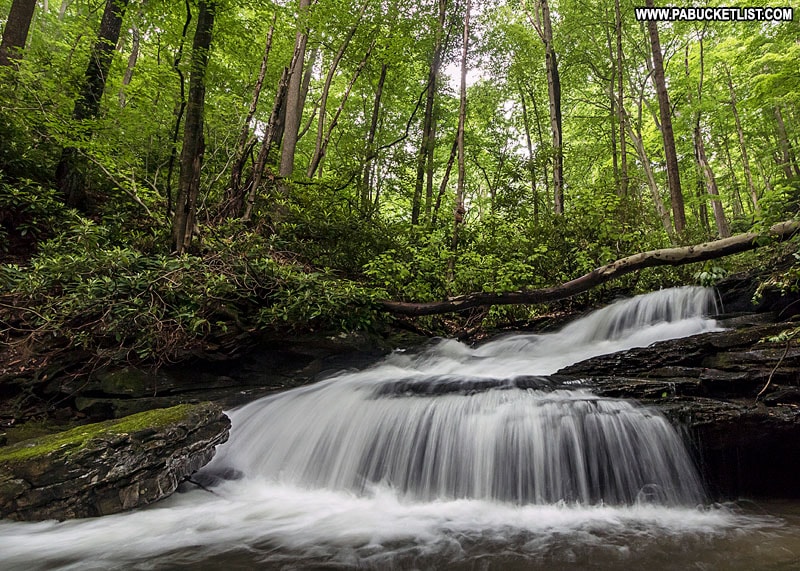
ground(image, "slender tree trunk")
xmin=614 ymin=0 xmax=628 ymax=197
xmin=165 ymin=0 xmax=192 ymax=217
xmin=519 ymin=86 xmax=539 ymax=225
xmin=537 ymin=0 xmax=563 ymax=214
xmin=686 ymin=40 xmax=729 ymax=238
xmin=58 ymin=0 xmax=70 ymax=21
xmin=308 ymin=1 xmax=367 ymax=178
xmin=606 ymin=18 xmax=619 ymax=193
xmin=627 ymin=123 xmax=675 ymax=240
xmin=118 ymin=23 xmax=140 ymax=107
xmin=171 ymin=0 xmax=215 ymax=253
xmin=362 ymin=63 xmax=388 ymax=211
xmin=645 ymin=0 xmax=685 ymax=235
xmin=55 ymin=0 xmax=129 ymax=210
xmin=433 ymin=135 xmax=458 ymax=226
xmin=720 ymin=135 xmax=745 ymax=218
xmin=279 ymin=0 xmax=312 ymax=182
xmin=448 ymin=0 xmax=470 ymax=282
xmin=223 ymin=14 xmax=276 ymax=218
xmin=0 ymin=0 xmax=37 ymax=67
xmin=620 ymin=88 xmax=674 ymax=240
xmin=774 ymin=105 xmax=800 ymax=179
xmin=529 ymin=86 xmax=550 ymax=210
xmin=723 ymin=65 xmax=758 ymax=212
xmin=307 ymin=40 xmax=374 ymax=179
xmin=412 ymin=0 xmax=447 ymax=225
xmin=242 ymin=57 xmax=296 ymax=223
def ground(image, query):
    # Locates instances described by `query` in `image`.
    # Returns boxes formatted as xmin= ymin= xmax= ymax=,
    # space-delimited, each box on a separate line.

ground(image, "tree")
xmin=448 ymin=0 xmax=471 ymax=279
xmin=528 ymin=0 xmax=563 ymax=214
xmin=278 ymin=0 xmax=312 ymax=184
xmin=171 ymin=0 xmax=216 ymax=253
xmin=644 ymin=0 xmax=686 ymax=236
xmin=55 ymin=0 xmax=130 ymax=209
xmin=410 ymin=0 xmax=448 ymax=225
xmin=0 ymin=0 xmax=37 ymax=67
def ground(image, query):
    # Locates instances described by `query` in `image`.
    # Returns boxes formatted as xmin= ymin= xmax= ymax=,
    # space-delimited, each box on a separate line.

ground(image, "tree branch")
xmin=379 ymin=220 xmax=800 ymax=316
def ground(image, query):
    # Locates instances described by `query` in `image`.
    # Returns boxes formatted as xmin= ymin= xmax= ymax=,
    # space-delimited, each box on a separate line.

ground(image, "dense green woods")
xmin=0 ymin=0 xmax=798 ymax=368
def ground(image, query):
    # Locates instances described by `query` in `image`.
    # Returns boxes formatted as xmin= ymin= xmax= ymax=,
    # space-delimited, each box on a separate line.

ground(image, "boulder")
xmin=0 ymin=402 xmax=230 ymax=521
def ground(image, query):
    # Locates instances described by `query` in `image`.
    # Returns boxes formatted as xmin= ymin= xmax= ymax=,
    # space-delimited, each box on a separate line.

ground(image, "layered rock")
xmin=0 ymin=402 xmax=229 ymax=521
xmin=553 ymin=316 xmax=800 ymax=498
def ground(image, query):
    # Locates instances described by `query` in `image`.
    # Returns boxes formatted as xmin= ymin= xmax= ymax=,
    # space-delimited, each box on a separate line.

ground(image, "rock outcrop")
xmin=0 ymin=402 xmax=230 ymax=521
xmin=553 ymin=315 xmax=800 ymax=499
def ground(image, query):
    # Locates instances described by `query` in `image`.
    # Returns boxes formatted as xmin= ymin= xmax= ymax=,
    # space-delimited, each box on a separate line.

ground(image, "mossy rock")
xmin=0 ymin=402 xmax=230 ymax=521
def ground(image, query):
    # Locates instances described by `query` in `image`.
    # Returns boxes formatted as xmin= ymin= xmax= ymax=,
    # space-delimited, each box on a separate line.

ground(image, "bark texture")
xmin=171 ymin=0 xmax=215 ymax=253
xmin=645 ymin=0 xmax=686 ymax=235
xmin=0 ymin=0 xmax=37 ymax=67
xmin=55 ymin=0 xmax=129 ymax=209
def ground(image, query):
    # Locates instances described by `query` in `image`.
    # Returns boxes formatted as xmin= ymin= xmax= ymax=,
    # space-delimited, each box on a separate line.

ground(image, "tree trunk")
xmin=242 ymin=59 xmax=296 ymax=223
xmin=606 ymin=17 xmax=619 ymax=194
xmin=55 ymin=0 xmax=129 ymax=210
xmin=306 ymin=40 xmax=374 ymax=179
xmin=412 ymin=0 xmax=447 ymax=225
xmin=380 ymin=220 xmax=800 ymax=316
xmin=308 ymin=1 xmax=367 ymax=179
xmin=118 ymin=23 xmax=140 ymax=107
xmin=720 ymin=135 xmax=746 ymax=218
xmin=645 ymin=0 xmax=685 ymax=236
xmin=171 ymin=0 xmax=215 ymax=254
xmin=686 ymin=39 xmax=729 ymax=238
xmin=528 ymin=86 xmax=550 ymax=210
xmin=537 ymin=0 xmax=563 ymax=214
xmin=448 ymin=0 xmax=471 ymax=281
xmin=165 ymin=0 xmax=192 ymax=218
xmin=723 ymin=65 xmax=758 ymax=212
xmin=362 ymin=63 xmax=388 ymax=211
xmin=432 ymin=135 xmax=458 ymax=226
xmin=614 ymin=0 xmax=628 ymax=197
xmin=626 ymin=120 xmax=675 ymax=240
xmin=0 ymin=0 xmax=37 ymax=67
xmin=278 ymin=0 xmax=312 ymax=182
xmin=519 ymin=86 xmax=539 ymax=224
xmin=774 ymin=105 xmax=800 ymax=179
xmin=223 ymin=14 xmax=276 ymax=218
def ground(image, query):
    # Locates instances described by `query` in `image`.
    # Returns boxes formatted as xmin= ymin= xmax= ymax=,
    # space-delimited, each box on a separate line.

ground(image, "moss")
xmin=0 ymin=404 xmax=198 ymax=464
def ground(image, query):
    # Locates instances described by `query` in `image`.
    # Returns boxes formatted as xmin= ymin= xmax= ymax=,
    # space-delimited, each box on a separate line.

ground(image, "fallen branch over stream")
xmin=380 ymin=220 xmax=800 ymax=316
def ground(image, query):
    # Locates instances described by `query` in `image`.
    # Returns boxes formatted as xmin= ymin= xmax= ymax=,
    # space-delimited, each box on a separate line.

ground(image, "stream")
xmin=1 ymin=286 xmax=799 ymax=570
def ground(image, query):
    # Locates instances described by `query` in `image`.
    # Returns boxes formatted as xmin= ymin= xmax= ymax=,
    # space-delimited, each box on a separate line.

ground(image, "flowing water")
xmin=2 ymin=286 xmax=800 ymax=570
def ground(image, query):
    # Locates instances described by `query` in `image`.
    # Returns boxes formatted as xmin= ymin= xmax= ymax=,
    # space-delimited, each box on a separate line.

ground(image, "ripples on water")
xmin=1 ymin=287 xmax=798 ymax=570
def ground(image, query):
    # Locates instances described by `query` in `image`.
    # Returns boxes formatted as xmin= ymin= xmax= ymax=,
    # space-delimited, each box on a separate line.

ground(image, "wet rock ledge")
xmin=0 ymin=402 xmax=229 ymax=521
xmin=553 ymin=316 xmax=800 ymax=499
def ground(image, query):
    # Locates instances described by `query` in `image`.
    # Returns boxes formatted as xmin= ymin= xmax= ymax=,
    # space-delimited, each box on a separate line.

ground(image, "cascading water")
xmin=1 ymin=286 xmax=794 ymax=571
xmin=207 ymin=285 xmax=715 ymax=506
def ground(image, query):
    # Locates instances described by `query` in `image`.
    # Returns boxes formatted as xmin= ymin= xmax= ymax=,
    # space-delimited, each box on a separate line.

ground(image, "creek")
xmin=1 ymin=287 xmax=798 ymax=570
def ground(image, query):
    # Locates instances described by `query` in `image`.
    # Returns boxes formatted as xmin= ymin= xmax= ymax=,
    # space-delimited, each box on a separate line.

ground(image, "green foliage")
xmin=693 ymin=264 xmax=729 ymax=287
xmin=1 ymin=212 xmax=385 ymax=368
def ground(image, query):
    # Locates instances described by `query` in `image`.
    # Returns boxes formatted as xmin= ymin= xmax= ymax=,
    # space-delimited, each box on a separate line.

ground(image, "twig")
xmin=756 ymin=339 xmax=792 ymax=401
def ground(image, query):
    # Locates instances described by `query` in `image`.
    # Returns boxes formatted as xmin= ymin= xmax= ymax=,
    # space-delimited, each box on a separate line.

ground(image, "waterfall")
xmin=9 ymin=286 xmax=781 ymax=571
xmin=205 ymin=286 xmax=719 ymax=506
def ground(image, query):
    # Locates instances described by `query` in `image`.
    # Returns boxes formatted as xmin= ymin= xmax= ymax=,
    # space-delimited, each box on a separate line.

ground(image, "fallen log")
xmin=380 ymin=220 xmax=800 ymax=316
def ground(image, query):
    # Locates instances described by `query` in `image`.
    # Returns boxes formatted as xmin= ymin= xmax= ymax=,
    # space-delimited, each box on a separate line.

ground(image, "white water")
xmin=0 ymin=286 xmax=794 ymax=570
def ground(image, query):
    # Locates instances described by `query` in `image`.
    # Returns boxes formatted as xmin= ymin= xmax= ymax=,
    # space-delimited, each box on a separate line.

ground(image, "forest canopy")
xmin=0 ymin=0 xmax=799 ymax=366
